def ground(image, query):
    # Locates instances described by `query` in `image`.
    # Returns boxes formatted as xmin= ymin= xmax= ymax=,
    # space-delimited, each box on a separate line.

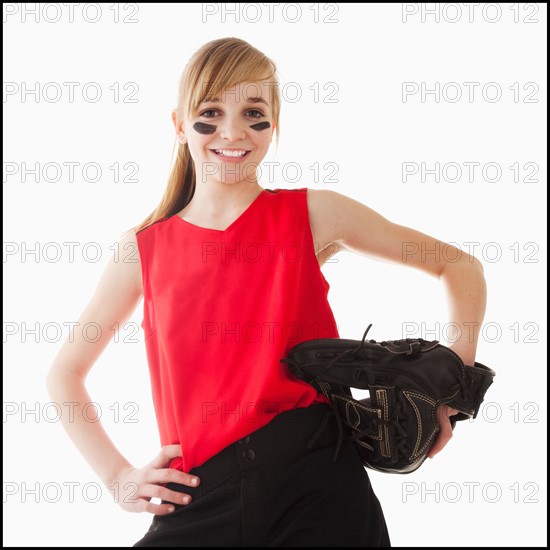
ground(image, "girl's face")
xmin=177 ymin=80 xmax=275 ymax=186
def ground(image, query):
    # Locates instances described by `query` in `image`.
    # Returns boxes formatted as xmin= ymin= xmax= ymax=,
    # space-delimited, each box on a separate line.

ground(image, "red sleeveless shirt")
xmin=135 ymin=187 xmax=340 ymax=472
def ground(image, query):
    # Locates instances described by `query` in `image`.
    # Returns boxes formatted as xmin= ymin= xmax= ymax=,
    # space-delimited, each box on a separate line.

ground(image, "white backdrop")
xmin=3 ymin=3 xmax=547 ymax=547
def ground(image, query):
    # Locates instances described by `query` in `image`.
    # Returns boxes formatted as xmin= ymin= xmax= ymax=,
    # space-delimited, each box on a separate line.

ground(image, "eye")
xmin=245 ymin=109 xmax=264 ymax=119
xmin=199 ymin=109 xmax=218 ymax=118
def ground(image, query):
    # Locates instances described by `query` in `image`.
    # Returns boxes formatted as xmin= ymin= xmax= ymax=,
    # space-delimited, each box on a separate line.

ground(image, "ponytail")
xmin=132 ymin=142 xmax=195 ymax=235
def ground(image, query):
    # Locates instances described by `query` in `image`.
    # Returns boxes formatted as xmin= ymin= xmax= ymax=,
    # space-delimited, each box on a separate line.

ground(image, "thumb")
xmin=427 ymin=405 xmax=455 ymax=459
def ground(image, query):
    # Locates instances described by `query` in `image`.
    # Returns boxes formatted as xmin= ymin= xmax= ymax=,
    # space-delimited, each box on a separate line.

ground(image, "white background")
xmin=3 ymin=2 xmax=547 ymax=547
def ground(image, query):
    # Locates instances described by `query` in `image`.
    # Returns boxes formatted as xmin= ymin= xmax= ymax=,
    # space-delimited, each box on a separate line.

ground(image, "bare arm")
xmin=307 ymin=189 xmax=487 ymax=456
xmin=46 ymin=229 xmax=198 ymax=513
xmin=46 ymin=229 xmax=142 ymax=486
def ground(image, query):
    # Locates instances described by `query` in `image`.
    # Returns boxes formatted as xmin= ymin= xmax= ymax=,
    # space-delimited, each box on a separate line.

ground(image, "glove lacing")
xmin=306 ymin=400 xmax=383 ymax=464
xmin=307 ymin=325 xmax=374 ymax=462
xmin=308 ymin=325 xmax=416 ymax=464
xmin=321 ymin=324 xmax=374 ymax=373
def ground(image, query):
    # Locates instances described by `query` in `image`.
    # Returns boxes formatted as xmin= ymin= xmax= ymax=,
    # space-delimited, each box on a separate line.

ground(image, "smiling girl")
xmin=47 ymin=37 xmax=486 ymax=547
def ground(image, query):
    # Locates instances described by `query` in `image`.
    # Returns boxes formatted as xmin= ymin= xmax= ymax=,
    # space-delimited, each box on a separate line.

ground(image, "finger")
xmin=428 ymin=410 xmax=454 ymax=459
xmin=153 ymin=502 xmax=180 ymax=516
xmin=137 ymin=484 xmax=193 ymax=509
xmin=138 ymin=482 xmax=193 ymax=506
xmin=138 ymin=498 xmax=177 ymax=516
xmin=427 ymin=432 xmax=445 ymax=459
xmin=150 ymin=445 xmax=183 ymax=468
xmin=159 ymin=488 xmax=193 ymax=506
xmin=148 ymin=467 xmax=200 ymax=488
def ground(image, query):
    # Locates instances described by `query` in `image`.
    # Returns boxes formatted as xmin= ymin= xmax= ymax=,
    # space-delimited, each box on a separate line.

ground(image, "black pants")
xmin=133 ymin=403 xmax=391 ymax=547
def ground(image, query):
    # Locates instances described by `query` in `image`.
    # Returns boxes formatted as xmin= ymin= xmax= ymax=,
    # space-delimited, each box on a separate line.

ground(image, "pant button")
xmin=239 ymin=436 xmax=251 ymax=445
xmin=243 ymin=449 xmax=256 ymax=461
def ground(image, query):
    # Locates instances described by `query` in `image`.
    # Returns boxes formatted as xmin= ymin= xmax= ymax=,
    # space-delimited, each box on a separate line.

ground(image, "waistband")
xmin=182 ymin=403 xmax=339 ymax=484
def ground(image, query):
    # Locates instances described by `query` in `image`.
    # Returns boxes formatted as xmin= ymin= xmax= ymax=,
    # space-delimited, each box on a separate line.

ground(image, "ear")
xmin=171 ymin=110 xmax=179 ymax=131
xmin=172 ymin=110 xmax=187 ymax=144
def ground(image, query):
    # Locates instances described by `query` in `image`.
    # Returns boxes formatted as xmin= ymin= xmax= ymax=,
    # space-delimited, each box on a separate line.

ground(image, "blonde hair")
xmin=133 ymin=38 xmax=280 ymax=234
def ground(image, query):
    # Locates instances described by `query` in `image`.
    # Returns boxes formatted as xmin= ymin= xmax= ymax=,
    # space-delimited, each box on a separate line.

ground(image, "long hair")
xmin=133 ymin=38 xmax=280 ymax=235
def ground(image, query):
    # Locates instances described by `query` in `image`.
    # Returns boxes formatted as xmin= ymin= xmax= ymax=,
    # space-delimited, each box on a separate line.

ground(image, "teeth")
xmin=215 ymin=149 xmax=247 ymax=157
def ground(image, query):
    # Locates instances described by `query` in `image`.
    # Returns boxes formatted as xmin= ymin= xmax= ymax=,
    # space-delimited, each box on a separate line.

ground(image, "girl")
xmin=47 ymin=37 xmax=486 ymax=547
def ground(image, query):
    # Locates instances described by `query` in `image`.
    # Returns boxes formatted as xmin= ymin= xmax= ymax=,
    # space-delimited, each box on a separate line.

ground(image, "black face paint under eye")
xmin=193 ymin=122 xmax=217 ymax=135
xmin=249 ymin=121 xmax=271 ymax=132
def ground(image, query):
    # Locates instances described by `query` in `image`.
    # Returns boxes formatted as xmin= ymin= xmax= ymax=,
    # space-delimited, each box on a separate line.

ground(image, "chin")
xmin=217 ymin=163 xmax=258 ymax=182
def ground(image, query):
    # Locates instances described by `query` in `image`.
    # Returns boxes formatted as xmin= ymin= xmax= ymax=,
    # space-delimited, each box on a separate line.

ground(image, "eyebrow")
xmin=202 ymin=96 xmax=268 ymax=106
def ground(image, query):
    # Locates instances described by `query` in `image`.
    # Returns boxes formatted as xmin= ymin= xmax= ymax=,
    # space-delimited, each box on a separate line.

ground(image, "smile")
xmin=210 ymin=149 xmax=251 ymax=158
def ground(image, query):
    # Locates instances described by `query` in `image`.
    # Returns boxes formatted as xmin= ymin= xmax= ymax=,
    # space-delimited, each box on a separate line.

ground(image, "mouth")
xmin=210 ymin=149 xmax=251 ymax=159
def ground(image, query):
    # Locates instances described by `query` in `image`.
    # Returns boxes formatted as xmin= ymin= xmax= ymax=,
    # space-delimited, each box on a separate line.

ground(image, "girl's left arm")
xmin=308 ymin=189 xmax=487 ymax=362
xmin=307 ymin=189 xmax=487 ymax=457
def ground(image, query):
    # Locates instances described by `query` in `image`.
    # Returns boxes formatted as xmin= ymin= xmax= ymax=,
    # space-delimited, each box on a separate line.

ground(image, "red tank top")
xmin=136 ymin=187 xmax=340 ymax=472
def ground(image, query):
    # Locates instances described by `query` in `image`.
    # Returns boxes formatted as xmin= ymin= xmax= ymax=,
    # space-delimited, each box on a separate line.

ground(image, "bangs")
xmin=182 ymin=42 xmax=278 ymax=117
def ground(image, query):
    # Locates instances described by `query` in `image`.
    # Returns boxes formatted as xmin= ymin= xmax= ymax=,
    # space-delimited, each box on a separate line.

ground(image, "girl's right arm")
xmin=46 ymin=229 xmax=199 ymax=514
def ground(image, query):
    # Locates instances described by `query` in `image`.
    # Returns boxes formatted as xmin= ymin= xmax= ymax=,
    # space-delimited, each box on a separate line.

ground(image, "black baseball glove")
xmin=281 ymin=325 xmax=495 ymax=474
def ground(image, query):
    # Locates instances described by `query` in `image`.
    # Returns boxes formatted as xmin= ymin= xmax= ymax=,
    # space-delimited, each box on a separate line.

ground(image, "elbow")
xmin=46 ymin=364 xmax=82 ymax=401
xmin=466 ymin=253 xmax=485 ymax=278
xmin=45 ymin=366 xmax=61 ymax=400
xmin=440 ymin=247 xmax=485 ymax=280
xmin=450 ymin=244 xmax=484 ymax=274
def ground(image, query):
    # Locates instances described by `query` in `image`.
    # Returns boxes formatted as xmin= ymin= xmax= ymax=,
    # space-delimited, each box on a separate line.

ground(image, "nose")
xmin=219 ymin=117 xmax=246 ymax=142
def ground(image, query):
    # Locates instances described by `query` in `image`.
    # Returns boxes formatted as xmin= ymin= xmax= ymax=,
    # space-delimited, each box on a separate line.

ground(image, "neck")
xmin=186 ymin=181 xmax=264 ymax=217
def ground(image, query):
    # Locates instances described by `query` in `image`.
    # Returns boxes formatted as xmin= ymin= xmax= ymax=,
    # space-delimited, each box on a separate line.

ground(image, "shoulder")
xmin=304 ymin=187 xmax=340 ymax=210
xmin=268 ymin=187 xmax=368 ymax=245
xmin=305 ymin=188 xmax=384 ymax=230
xmin=304 ymin=188 xmax=352 ymax=239
xmin=111 ymin=216 xmax=169 ymax=294
xmin=304 ymin=188 xmax=392 ymax=255
xmin=114 ymin=228 xmax=144 ymax=294
xmin=297 ymin=188 xmax=354 ymax=261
